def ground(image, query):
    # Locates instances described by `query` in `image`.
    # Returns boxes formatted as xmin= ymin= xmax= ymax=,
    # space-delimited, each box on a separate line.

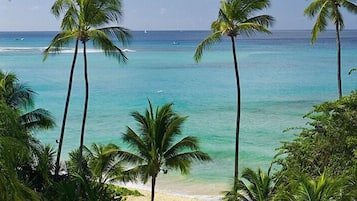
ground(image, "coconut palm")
xmin=223 ymin=167 xmax=276 ymax=201
xmin=0 ymin=71 xmax=55 ymax=131
xmin=194 ymin=0 xmax=274 ymax=183
xmin=304 ymin=0 xmax=357 ymax=98
xmin=122 ymin=101 xmax=211 ymax=201
xmin=293 ymin=172 xmax=346 ymax=201
xmin=44 ymin=0 xmax=130 ymax=178
xmin=85 ymin=143 xmax=133 ymax=185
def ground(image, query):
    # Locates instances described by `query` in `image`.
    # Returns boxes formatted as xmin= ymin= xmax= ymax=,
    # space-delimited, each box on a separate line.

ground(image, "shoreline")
xmin=117 ymin=177 xmax=227 ymax=201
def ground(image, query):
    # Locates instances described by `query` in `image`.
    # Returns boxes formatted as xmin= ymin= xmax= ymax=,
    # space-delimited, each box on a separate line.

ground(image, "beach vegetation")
xmin=44 ymin=0 xmax=131 ymax=179
xmin=121 ymin=100 xmax=211 ymax=201
xmin=275 ymin=90 xmax=357 ymax=179
xmin=304 ymin=0 xmax=357 ymax=98
xmin=0 ymin=101 xmax=41 ymax=201
xmin=0 ymin=70 xmax=55 ymax=132
xmin=272 ymin=90 xmax=357 ymax=200
xmin=222 ymin=167 xmax=277 ymax=201
xmin=194 ymin=0 xmax=274 ymax=185
xmin=47 ymin=143 xmax=134 ymax=201
xmin=275 ymin=170 xmax=348 ymax=201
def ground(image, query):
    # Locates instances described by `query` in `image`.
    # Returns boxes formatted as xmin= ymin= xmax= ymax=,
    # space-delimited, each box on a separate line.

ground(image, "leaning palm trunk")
xmin=336 ymin=22 xmax=342 ymax=98
xmin=230 ymin=35 xmax=241 ymax=182
xmin=55 ymin=39 xmax=79 ymax=178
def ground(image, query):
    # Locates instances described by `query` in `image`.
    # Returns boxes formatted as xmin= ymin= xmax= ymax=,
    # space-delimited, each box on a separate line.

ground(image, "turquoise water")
xmin=1 ymin=30 xmax=356 ymax=196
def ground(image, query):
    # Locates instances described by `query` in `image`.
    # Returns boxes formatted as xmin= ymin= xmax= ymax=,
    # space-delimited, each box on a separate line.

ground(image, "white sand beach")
xmin=125 ymin=189 xmax=205 ymax=201
xmin=119 ymin=177 xmax=226 ymax=201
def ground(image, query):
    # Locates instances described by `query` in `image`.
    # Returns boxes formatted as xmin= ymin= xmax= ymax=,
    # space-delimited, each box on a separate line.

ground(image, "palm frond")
xmin=60 ymin=4 xmax=79 ymax=30
xmin=311 ymin=1 xmax=330 ymax=43
xmin=238 ymin=22 xmax=272 ymax=37
xmin=90 ymin=29 xmax=128 ymax=63
xmin=165 ymin=151 xmax=211 ymax=174
xmin=330 ymin=6 xmax=345 ymax=30
xmin=51 ymin=0 xmax=74 ymax=18
xmin=98 ymin=26 xmax=131 ymax=45
xmin=164 ymin=136 xmax=200 ymax=158
xmin=20 ymin=108 xmax=56 ymax=131
xmin=304 ymin=0 xmax=327 ymax=17
xmin=194 ymin=31 xmax=222 ymax=62
xmin=43 ymin=31 xmax=77 ymax=60
xmin=86 ymin=0 xmax=123 ymax=26
xmin=341 ymin=0 xmax=357 ymax=14
xmin=245 ymin=14 xmax=275 ymax=29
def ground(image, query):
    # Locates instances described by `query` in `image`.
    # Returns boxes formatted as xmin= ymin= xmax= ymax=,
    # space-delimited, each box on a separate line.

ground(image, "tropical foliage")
xmin=44 ymin=0 xmax=131 ymax=178
xmin=223 ymin=167 xmax=276 ymax=201
xmin=121 ymin=101 xmax=211 ymax=201
xmin=275 ymin=90 xmax=357 ymax=178
xmin=304 ymin=0 xmax=357 ymax=98
xmin=0 ymin=71 xmax=55 ymax=131
xmin=0 ymin=101 xmax=41 ymax=201
xmin=194 ymin=0 xmax=274 ymax=183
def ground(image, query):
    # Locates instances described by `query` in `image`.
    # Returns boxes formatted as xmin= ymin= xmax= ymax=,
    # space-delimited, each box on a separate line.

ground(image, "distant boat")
xmin=144 ymin=29 xmax=147 ymax=34
xmin=16 ymin=38 xmax=24 ymax=41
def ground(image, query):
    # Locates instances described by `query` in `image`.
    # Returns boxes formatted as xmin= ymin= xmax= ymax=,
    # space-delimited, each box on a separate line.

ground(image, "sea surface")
xmin=0 ymin=30 xmax=356 ymax=199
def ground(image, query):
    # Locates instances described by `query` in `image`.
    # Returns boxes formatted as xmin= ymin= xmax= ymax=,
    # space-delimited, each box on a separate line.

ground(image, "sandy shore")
xmin=125 ymin=189 xmax=206 ymax=201
xmin=118 ymin=177 xmax=226 ymax=201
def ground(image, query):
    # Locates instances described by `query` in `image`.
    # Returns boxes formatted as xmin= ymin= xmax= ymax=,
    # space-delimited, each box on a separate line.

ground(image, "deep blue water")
xmin=0 ymin=30 xmax=356 ymax=196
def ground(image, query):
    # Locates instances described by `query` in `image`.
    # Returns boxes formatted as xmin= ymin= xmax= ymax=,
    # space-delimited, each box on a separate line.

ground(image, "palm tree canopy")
xmin=293 ymin=171 xmax=346 ymax=201
xmin=122 ymin=101 xmax=211 ymax=183
xmin=85 ymin=143 xmax=133 ymax=183
xmin=44 ymin=0 xmax=131 ymax=62
xmin=223 ymin=167 xmax=276 ymax=201
xmin=194 ymin=0 xmax=274 ymax=62
xmin=0 ymin=71 xmax=55 ymax=131
xmin=304 ymin=0 xmax=357 ymax=43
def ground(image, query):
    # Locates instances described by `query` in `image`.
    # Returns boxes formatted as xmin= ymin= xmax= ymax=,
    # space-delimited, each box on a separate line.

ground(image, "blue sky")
xmin=0 ymin=0 xmax=356 ymax=31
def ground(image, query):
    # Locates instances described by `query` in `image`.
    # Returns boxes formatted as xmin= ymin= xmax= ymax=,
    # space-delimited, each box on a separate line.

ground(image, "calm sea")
xmin=0 ymin=30 xmax=356 ymax=198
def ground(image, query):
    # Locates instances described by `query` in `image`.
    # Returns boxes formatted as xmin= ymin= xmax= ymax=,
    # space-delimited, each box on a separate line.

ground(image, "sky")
xmin=0 ymin=0 xmax=356 ymax=31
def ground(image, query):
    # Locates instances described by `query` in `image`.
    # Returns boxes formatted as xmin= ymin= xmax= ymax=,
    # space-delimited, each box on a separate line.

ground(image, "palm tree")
xmin=304 ymin=0 xmax=357 ymax=98
xmin=85 ymin=143 xmax=132 ymax=185
xmin=223 ymin=167 xmax=276 ymax=201
xmin=0 ymin=71 xmax=55 ymax=131
xmin=292 ymin=171 xmax=346 ymax=201
xmin=121 ymin=101 xmax=211 ymax=201
xmin=44 ymin=0 xmax=131 ymax=178
xmin=194 ymin=0 xmax=274 ymax=183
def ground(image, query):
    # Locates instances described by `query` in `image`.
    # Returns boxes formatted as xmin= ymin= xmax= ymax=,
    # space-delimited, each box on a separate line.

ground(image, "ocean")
xmin=0 ymin=30 xmax=356 ymax=198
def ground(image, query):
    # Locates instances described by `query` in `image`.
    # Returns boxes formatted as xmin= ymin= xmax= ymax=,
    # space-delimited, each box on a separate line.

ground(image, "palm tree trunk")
xmin=230 ymin=35 xmax=241 ymax=184
xmin=151 ymin=176 xmax=157 ymax=201
xmin=77 ymin=41 xmax=89 ymax=196
xmin=79 ymin=41 xmax=89 ymax=172
xmin=54 ymin=39 xmax=79 ymax=179
xmin=336 ymin=22 xmax=342 ymax=98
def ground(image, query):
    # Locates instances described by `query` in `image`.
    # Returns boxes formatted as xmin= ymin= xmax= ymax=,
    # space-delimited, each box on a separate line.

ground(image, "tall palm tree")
xmin=0 ymin=71 xmax=55 ymax=131
xmin=194 ymin=0 xmax=274 ymax=183
xmin=44 ymin=0 xmax=130 ymax=178
xmin=304 ymin=0 xmax=357 ymax=98
xmin=223 ymin=167 xmax=276 ymax=201
xmin=122 ymin=101 xmax=211 ymax=201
